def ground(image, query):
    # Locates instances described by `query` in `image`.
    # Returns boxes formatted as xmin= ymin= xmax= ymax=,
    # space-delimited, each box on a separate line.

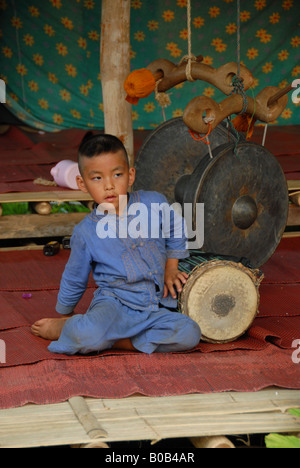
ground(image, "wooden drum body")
xmin=179 ymin=256 xmax=264 ymax=343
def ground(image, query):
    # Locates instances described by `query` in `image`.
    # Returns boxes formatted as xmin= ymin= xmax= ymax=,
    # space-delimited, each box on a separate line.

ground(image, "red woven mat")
xmin=1 ymin=314 xmax=299 ymax=372
xmin=0 ymin=181 xmax=74 ymax=193
xmin=277 ymin=154 xmax=300 ymax=175
xmin=0 ymin=249 xmax=95 ymax=291
xmin=0 ymin=344 xmax=298 ymax=409
xmin=261 ymin=239 xmax=300 ymax=284
xmin=0 ymin=164 xmax=57 ymax=183
xmin=259 ymin=283 xmax=300 ymax=317
xmin=0 ymin=126 xmax=88 ymax=193
xmin=0 ymin=236 xmax=299 ymax=363
xmin=0 ymin=126 xmax=87 ymax=161
xmin=1 ymin=237 xmax=299 ymax=291
xmin=285 ymin=172 xmax=300 ymax=180
xmin=0 ymin=236 xmax=299 ymax=408
xmin=0 ymin=289 xmax=95 ymax=331
xmin=0 ymin=126 xmax=299 ymax=194
xmin=251 ymin=125 xmax=300 ymax=156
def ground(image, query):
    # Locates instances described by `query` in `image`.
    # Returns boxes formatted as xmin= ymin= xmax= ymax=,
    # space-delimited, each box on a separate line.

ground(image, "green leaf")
xmin=2 ymin=202 xmax=30 ymax=215
xmin=265 ymin=433 xmax=300 ymax=449
xmin=50 ymin=202 xmax=89 ymax=214
xmin=288 ymin=408 xmax=300 ymax=418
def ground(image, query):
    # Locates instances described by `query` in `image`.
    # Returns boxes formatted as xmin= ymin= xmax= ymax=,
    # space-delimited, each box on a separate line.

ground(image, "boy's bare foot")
xmin=31 ymin=317 xmax=69 ymax=341
xmin=112 ymin=338 xmax=136 ymax=351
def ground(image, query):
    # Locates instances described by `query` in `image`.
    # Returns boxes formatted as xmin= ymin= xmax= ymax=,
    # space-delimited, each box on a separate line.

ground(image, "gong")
xmin=134 ymin=117 xmax=244 ymax=204
xmin=175 ymin=142 xmax=289 ymax=267
xmin=134 ymin=119 xmax=289 ymax=268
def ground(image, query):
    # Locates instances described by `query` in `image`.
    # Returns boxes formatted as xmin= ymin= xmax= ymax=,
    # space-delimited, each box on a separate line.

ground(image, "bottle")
xmin=50 ymin=160 xmax=80 ymax=190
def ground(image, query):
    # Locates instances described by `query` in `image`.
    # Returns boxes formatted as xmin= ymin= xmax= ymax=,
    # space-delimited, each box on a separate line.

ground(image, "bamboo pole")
xmin=190 ymin=436 xmax=236 ymax=448
xmin=100 ymin=0 xmax=134 ymax=167
xmin=68 ymin=396 xmax=108 ymax=440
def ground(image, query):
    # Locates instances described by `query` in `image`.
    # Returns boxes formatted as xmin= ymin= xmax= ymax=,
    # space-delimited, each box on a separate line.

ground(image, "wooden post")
xmin=190 ymin=436 xmax=235 ymax=448
xmin=100 ymin=0 xmax=134 ymax=167
xmin=30 ymin=202 xmax=52 ymax=215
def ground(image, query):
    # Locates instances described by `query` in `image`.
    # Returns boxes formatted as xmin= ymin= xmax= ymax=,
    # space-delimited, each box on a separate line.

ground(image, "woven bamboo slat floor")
xmin=0 ymin=390 xmax=299 ymax=448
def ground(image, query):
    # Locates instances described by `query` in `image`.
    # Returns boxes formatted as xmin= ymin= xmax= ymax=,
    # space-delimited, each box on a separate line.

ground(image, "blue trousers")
xmin=48 ymin=297 xmax=201 ymax=355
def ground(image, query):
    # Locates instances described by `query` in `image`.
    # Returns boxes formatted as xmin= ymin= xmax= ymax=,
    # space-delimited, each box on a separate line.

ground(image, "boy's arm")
xmin=162 ymin=200 xmax=189 ymax=261
xmin=56 ymin=230 xmax=92 ymax=315
xmin=163 ymin=258 xmax=188 ymax=299
xmin=162 ymin=198 xmax=190 ymax=298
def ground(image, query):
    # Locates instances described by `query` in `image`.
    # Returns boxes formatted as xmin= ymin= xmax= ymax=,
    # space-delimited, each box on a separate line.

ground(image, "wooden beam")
xmin=283 ymin=231 xmax=300 ymax=238
xmin=0 ymin=191 xmax=92 ymax=204
xmin=287 ymin=204 xmax=300 ymax=226
xmin=100 ymin=0 xmax=134 ymax=167
xmin=288 ymin=180 xmax=300 ymax=192
xmin=0 ymin=213 xmax=86 ymax=239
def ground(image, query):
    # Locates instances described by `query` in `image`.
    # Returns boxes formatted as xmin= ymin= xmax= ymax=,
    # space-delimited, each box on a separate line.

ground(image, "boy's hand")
xmin=163 ymin=259 xmax=189 ymax=299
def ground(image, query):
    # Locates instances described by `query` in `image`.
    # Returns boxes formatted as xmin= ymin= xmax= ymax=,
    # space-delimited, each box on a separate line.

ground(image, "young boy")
xmin=31 ymin=134 xmax=201 ymax=354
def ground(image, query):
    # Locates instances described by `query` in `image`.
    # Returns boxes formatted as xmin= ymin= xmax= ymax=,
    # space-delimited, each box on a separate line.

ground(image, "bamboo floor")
xmin=0 ymin=389 xmax=299 ymax=448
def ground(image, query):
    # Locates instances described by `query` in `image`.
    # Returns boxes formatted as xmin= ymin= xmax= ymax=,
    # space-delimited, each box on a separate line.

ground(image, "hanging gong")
xmin=134 ymin=117 xmax=244 ymax=204
xmin=175 ymin=142 xmax=289 ymax=268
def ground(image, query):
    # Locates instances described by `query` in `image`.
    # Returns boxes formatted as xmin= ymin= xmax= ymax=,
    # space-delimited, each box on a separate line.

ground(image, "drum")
xmin=178 ymin=253 xmax=264 ymax=344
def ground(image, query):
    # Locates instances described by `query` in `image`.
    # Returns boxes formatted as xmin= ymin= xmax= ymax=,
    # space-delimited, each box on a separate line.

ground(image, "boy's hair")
xmin=78 ymin=132 xmax=129 ymax=174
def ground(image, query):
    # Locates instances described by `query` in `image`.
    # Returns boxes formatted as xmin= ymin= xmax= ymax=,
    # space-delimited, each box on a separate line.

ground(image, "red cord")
xmin=188 ymin=123 xmax=212 ymax=145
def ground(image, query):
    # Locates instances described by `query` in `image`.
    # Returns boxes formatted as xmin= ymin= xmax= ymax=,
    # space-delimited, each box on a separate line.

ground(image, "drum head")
xmin=180 ymin=261 xmax=259 ymax=343
xmin=134 ymin=118 xmax=243 ymax=204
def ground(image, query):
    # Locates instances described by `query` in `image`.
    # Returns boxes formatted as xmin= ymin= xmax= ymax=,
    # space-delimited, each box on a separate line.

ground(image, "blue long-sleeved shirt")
xmin=56 ymin=190 xmax=189 ymax=315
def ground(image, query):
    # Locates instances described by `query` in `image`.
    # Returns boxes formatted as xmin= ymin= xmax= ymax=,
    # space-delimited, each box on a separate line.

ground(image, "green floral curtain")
xmin=0 ymin=0 xmax=299 ymax=132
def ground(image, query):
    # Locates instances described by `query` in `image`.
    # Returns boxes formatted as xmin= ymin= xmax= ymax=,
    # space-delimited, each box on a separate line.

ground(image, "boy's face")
xmin=76 ymin=150 xmax=135 ymax=214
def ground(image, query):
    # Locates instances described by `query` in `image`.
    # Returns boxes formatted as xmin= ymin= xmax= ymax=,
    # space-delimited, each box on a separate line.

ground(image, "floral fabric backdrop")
xmin=0 ymin=0 xmax=299 ymax=132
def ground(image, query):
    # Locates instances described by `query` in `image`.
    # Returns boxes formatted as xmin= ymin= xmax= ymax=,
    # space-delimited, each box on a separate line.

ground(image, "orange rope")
xmin=188 ymin=123 xmax=212 ymax=144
